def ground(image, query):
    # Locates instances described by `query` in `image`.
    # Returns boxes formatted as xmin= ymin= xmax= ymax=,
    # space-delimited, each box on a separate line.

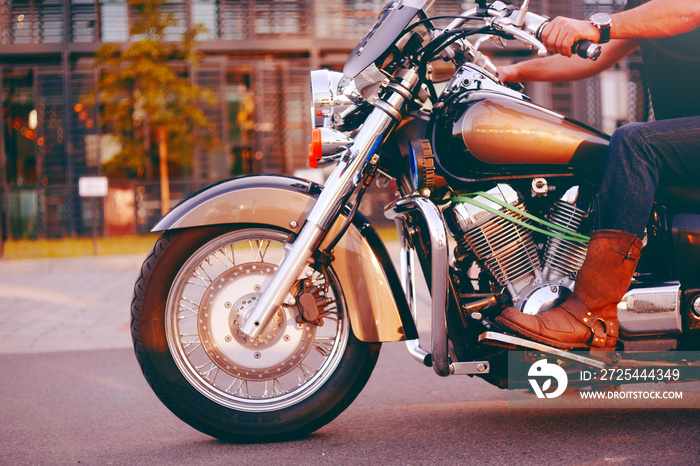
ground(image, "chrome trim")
xmin=374 ymin=100 xmax=403 ymax=121
xmin=450 ymin=361 xmax=490 ymax=375
xmin=693 ymin=296 xmax=700 ymax=318
xmin=373 ymin=89 xmax=409 ymax=122
xmin=482 ymin=332 xmax=698 ymax=370
xmin=447 ymin=184 xmax=541 ymax=292
xmin=310 ymin=69 xmax=357 ymax=128
xmin=541 ymin=188 xmax=588 ymax=281
xmin=445 ymin=64 xmax=522 ymax=99
xmin=461 ymin=295 xmax=500 ymax=316
xmin=479 ymin=331 xmax=607 ymax=369
xmin=387 ymin=82 xmax=413 ymax=100
xmin=445 ymin=184 xmax=521 ymax=234
xmin=317 ymin=127 xmax=354 ymax=157
xmin=310 ymin=69 xmax=338 ymax=128
xmin=386 ymin=194 xmax=450 ymax=376
xmin=618 ymin=283 xmax=682 ymax=336
xmin=406 ymin=340 xmax=432 ymax=366
xmin=398 ymin=222 xmax=431 ymax=366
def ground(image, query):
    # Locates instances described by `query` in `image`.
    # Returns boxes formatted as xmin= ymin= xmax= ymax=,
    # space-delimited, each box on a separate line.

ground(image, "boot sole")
xmin=494 ymin=316 xmax=616 ymax=351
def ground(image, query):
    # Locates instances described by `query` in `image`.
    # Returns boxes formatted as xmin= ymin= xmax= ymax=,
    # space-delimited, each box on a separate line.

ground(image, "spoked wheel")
xmin=131 ymin=226 xmax=380 ymax=441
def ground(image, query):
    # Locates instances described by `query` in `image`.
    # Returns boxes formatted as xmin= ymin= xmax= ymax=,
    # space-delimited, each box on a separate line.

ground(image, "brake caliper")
xmin=294 ymin=277 xmax=333 ymax=326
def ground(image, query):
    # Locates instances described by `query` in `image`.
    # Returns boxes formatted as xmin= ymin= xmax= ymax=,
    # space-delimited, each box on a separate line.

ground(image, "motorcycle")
xmin=131 ymin=0 xmax=700 ymax=441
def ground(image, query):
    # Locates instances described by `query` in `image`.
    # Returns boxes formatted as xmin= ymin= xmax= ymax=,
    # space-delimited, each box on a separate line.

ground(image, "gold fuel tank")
xmin=432 ymin=91 xmax=610 ymax=182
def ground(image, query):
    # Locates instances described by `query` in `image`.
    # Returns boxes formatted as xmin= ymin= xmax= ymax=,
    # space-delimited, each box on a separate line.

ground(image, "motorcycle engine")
xmin=446 ymin=184 xmax=589 ymax=315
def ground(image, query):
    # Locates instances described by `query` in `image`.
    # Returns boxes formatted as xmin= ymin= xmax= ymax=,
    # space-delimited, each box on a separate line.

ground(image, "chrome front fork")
xmin=239 ymin=108 xmax=393 ymax=338
xmin=239 ymin=72 xmax=423 ymax=339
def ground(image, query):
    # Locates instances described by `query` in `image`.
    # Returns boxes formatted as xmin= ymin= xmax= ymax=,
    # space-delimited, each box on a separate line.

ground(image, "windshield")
xmin=343 ymin=0 xmax=433 ymax=78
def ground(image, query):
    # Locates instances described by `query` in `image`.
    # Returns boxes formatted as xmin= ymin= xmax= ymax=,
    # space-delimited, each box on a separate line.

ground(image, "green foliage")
xmin=88 ymin=0 xmax=216 ymax=178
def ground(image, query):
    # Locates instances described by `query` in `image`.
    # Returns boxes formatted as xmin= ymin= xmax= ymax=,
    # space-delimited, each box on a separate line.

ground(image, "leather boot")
xmin=495 ymin=230 xmax=643 ymax=349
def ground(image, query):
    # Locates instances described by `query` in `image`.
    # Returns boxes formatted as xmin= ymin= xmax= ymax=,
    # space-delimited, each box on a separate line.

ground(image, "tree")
xmin=88 ymin=0 xmax=216 ymax=215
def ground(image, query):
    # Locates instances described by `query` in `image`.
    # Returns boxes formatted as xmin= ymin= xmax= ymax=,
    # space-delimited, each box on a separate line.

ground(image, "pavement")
xmin=2 ymin=251 xmax=699 ymax=466
xmin=0 ymin=254 xmax=143 ymax=354
xmin=0 ymin=241 xmax=420 ymax=355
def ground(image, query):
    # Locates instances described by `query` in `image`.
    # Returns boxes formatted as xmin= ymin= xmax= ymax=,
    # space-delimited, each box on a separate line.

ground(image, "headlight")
xmin=310 ymin=69 xmax=357 ymax=129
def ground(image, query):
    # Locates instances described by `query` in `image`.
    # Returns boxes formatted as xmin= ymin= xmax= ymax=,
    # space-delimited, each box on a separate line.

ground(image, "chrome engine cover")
xmin=446 ymin=184 xmax=541 ymax=302
xmin=447 ymin=184 xmax=590 ymax=312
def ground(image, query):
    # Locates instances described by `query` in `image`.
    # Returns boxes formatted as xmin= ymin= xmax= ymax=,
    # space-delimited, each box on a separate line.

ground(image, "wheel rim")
xmin=165 ymin=228 xmax=350 ymax=412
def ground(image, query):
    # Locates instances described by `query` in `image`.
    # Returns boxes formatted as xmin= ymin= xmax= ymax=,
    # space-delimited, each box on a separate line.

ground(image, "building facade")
xmin=0 ymin=0 xmax=648 ymax=239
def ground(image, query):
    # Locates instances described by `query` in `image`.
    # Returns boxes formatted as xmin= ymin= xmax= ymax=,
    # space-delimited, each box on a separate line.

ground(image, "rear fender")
xmin=154 ymin=175 xmax=417 ymax=342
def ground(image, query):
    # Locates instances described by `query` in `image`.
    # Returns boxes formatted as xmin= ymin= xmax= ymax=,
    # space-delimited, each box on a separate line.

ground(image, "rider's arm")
xmin=612 ymin=0 xmax=700 ymax=38
xmin=543 ymin=0 xmax=700 ymax=57
xmin=498 ymin=39 xmax=638 ymax=83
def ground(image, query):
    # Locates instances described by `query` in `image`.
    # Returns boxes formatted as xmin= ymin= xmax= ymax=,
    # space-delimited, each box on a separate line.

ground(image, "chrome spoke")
xmin=248 ymin=239 xmax=271 ymax=263
xmin=314 ymin=337 xmax=333 ymax=357
xmin=188 ymin=265 xmax=213 ymax=287
xmin=213 ymin=245 xmax=235 ymax=269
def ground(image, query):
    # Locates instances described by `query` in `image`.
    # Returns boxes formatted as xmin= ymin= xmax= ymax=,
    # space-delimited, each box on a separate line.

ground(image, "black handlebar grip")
xmin=572 ymin=40 xmax=601 ymax=61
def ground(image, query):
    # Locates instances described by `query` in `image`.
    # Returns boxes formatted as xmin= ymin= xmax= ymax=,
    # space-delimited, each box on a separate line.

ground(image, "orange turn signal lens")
xmin=308 ymin=128 xmax=323 ymax=169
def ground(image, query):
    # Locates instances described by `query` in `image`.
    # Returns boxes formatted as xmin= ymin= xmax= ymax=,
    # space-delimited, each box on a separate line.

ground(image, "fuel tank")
xmin=431 ymin=84 xmax=610 ymax=183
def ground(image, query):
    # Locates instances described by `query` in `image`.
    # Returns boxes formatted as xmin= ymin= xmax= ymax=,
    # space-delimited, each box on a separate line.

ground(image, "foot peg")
xmin=479 ymin=331 xmax=607 ymax=369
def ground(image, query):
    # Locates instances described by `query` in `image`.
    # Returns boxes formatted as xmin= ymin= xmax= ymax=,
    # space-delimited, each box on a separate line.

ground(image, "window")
xmin=100 ymin=0 xmax=128 ymax=42
xmin=71 ymin=0 xmax=98 ymax=43
xmin=0 ymin=0 xmax=64 ymax=44
xmin=192 ymin=0 xmax=219 ymax=40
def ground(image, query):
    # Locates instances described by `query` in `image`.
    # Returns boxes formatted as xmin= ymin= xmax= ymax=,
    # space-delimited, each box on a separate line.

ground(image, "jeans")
xmin=596 ymin=116 xmax=700 ymax=239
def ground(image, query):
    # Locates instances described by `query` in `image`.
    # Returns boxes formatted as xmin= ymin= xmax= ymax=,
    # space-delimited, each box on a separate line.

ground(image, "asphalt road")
xmin=2 ymin=343 xmax=700 ymax=465
xmin=1 ymin=255 xmax=699 ymax=464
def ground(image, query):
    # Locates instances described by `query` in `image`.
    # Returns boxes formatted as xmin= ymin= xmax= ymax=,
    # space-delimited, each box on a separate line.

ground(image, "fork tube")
xmin=239 ymin=107 xmax=395 ymax=339
xmin=241 ymin=66 xmax=423 ymax=339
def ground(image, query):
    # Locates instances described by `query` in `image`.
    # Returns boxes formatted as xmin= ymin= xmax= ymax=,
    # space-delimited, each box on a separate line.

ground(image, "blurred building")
xmin=0 ymin=0 xmax=650 ymax=238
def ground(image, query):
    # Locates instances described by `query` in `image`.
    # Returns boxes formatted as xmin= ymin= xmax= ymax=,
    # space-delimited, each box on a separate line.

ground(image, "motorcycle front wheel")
xmin=131 ymin=225 xmax=380 ymax=441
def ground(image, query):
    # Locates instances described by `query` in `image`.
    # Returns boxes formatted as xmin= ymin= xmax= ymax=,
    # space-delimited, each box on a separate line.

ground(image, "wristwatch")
xmin=589 ymin=12 xmax=612 ymax=44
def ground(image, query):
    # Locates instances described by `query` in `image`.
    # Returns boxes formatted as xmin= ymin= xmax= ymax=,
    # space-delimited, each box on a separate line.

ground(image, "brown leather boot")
xmin=495 ymin=230 xmax=643 ymax=349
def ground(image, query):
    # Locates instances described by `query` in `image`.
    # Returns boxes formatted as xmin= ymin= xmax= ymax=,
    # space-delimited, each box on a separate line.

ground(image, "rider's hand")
xmin=540 ymin=16 xmax=602 ymax=57
xmin=497 ymin=64 xmax=521 ymax=83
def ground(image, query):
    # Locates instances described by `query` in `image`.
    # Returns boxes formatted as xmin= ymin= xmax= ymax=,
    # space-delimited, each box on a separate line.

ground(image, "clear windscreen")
xmin=343 ymin=0 xmax=433 ymax=78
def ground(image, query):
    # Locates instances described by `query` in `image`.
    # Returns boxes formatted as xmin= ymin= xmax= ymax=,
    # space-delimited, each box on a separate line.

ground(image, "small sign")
xmin=79 ymin=176 xmax=109 ymax=198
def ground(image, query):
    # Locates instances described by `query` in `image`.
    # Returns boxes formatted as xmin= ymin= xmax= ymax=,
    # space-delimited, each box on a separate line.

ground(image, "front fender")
xmin=154 ymin=174 xmax=417 ymax=343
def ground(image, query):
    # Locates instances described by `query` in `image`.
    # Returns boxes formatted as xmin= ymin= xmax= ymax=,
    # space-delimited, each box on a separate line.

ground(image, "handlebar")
xmin=486 ymin=3 xmax=602 ymax=61
xmin=432 ymin=1 xmax=601 ymax=80
xmin=571 ymin=40 xmax=601 ymax=60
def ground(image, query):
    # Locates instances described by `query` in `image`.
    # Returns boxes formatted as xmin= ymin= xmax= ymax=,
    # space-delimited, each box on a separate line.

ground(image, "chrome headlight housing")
xmin=310 ymin=69 xmax=358 ymax=129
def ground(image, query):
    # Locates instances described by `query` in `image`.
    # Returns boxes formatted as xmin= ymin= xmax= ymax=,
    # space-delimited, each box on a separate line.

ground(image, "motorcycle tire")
xmin=131 ymin=225 xmax=381 ymax=442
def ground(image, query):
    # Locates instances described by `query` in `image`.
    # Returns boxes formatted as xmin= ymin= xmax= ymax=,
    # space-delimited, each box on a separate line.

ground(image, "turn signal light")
xmin=307 ymin=127 xmax=354 ymax=169
xmin=308 ymin=128 xmax=323 ymax=168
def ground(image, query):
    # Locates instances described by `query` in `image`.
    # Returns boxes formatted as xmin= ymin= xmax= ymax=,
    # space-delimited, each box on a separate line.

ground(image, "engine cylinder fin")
xmin=458 ymin=202 xmax=541 ymax=286
xmin=542 ymin=200 xmax=589 ymax=279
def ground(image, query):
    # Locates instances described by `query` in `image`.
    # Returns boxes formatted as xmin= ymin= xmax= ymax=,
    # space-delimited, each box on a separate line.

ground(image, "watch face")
xmin=590 ymin=12 xmax=612 ymax=26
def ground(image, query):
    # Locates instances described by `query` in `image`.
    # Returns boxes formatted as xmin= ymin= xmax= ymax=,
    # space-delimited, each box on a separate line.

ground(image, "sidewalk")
xmin=0 ymin=255 xmax=144 ymax=354
xmin=0 ymin=240 xmax=416 ymax=355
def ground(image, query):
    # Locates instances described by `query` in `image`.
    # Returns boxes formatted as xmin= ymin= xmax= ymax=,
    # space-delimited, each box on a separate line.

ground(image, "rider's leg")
xmin=597 ymin=116 xmax=700 ymax=238
xmin=497 ymin=116 xmax=700 ymax=349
